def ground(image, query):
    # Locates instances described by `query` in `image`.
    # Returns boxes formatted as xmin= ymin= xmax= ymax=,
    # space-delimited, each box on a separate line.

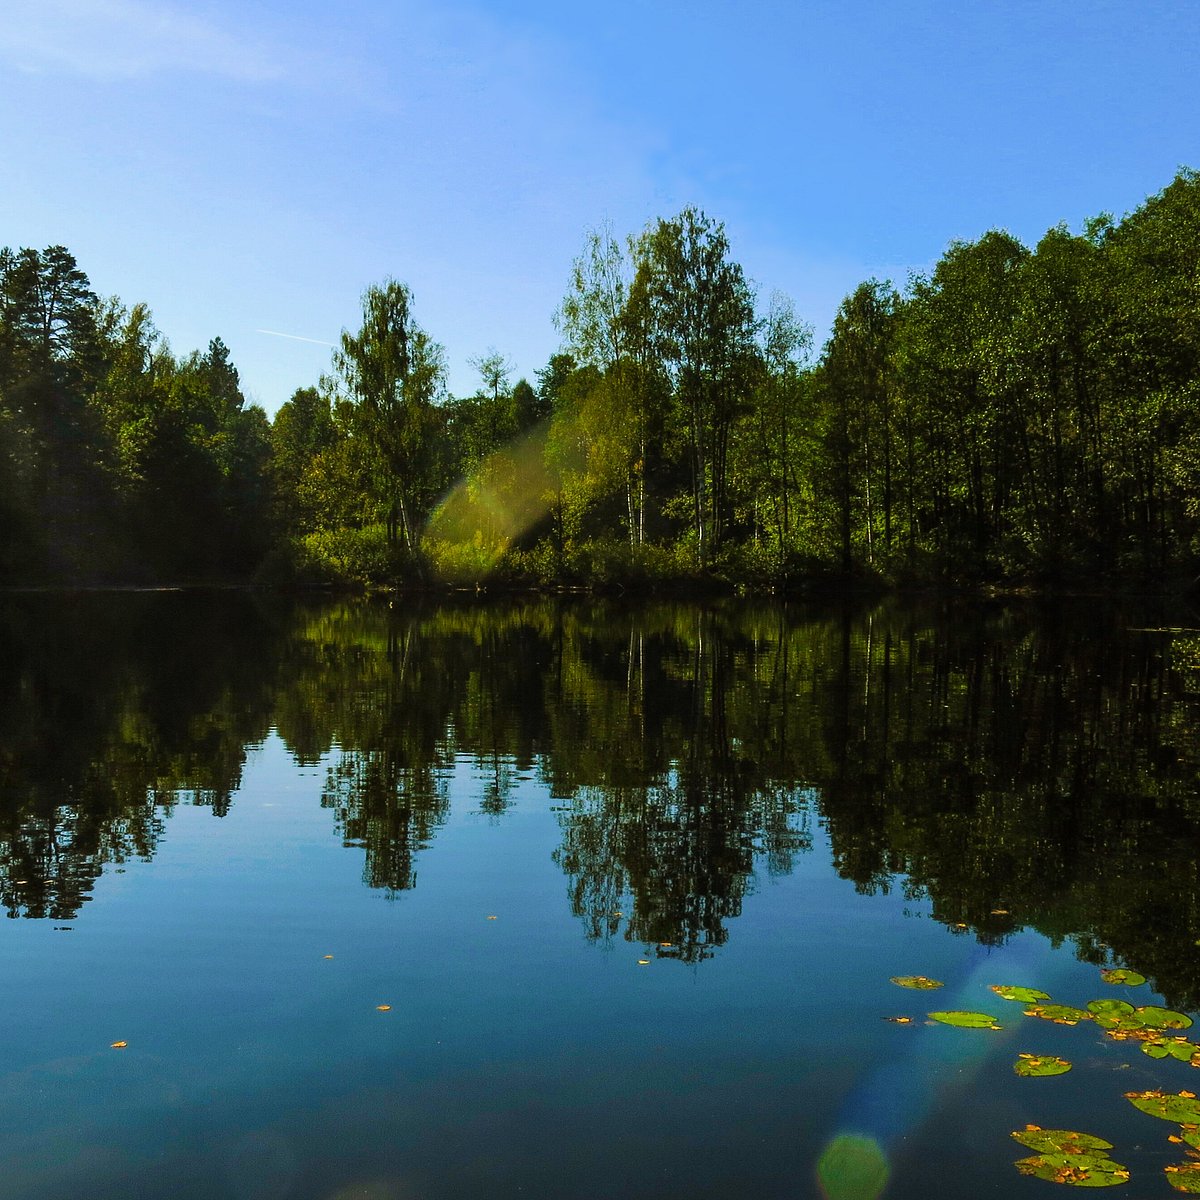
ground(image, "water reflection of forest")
xmin=2 ymin=592 xmax=1199 ymax=1005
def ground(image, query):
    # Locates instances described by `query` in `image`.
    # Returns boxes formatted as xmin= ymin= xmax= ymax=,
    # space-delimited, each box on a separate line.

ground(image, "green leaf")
xmin=890 ymin=975 xmax=943 ymax=990
xmin=1165 ymin=1163 xmax=1200 ymax=1193
xmin=1012 ymin=1129 xmax=1114 ymax=1154
xmin=1015 ymin=1054 xmax=1073 ymax=1077
xmin=1137 ymin=1007 xmax=1194 ymax=1031
xmin=1100 ymin=968 xmax=1147 ymax=987
xmin=1015 ymin=1153 xmax=1130 ymax=1187
xmin=1141 ymin=1039 xmax=1199 ymax=1063
xmin=1017 ymin=1056 xmax=1075 ymax=1084
xmin=927 ymin=1010 xmax=1001 ymax=1029
xmin=1025 ymin=1004 xmax=1093 ymax=1026
xmin=1088 ymin=999 xmax=1136 ymax=1018
xmin=1124 ymin=1090 xmax=1200 ymax=1123
xmin=992 ymin=984 xmax=1051 ymax=1003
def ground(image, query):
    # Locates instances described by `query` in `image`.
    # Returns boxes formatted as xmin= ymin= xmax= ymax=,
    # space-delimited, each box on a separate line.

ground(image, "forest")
xmin=2 ymin=168 xmax=1198 ymax=590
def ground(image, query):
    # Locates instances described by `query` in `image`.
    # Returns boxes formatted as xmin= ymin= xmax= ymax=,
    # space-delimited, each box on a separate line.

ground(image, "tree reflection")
xmin=1 ymin=592 xmax=1199 ymax=1008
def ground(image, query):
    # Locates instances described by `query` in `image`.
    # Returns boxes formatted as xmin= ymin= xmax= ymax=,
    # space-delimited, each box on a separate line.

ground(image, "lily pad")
xmin=1015 ymin=1054 xmax=1073 ymax=1077
xmin=1088 ymin=999 xmax=1137 ymax=1018
xmin=928 ymin=1010 xmax=1001 ymax=1029
xmin=1026 ymin=1004 xmax=1093 ymax=1026
xmin=1013 ymin=1129 xmax=1114 ymax=1155
xmin=1124 ymin=1090 xmax=1200 ymax=1124
xmin=993 ymin=984 xmax=1051 ymax=1004
xmin=1137 ymin=1007 xmax=1194 ymax=1031
xmin=891 ymin=975 xmax=943 ymax=990
xmin=1165 ymin=1163 xmax=1200 ymax=1193
xmin=1101 ymin=968 xmax=1147 ymax=987
xmin=1142 ymin=1039 xmax=1200 ymax=1064
xmin=1015 ymin=1153 xmax=1130 ymax=1187
xmin=1176 ymin=1125 xmax=1200 ymax=1151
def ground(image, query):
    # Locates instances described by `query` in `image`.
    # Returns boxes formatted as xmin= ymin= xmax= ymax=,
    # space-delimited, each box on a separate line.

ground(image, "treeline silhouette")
xmin=2 ymin=593 xmax=1199 ymax=1006
xmin=3 ymin=169 xmax=1199 ymax=588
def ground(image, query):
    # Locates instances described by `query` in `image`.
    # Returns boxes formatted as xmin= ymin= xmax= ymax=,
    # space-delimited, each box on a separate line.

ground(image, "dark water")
xmin=2 ymin=592 xmax=1200 ymax=1200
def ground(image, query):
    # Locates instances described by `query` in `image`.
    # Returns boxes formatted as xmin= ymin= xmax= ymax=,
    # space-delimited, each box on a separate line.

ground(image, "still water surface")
xmin=1 ymin=593 xmax=1199 ymax=1199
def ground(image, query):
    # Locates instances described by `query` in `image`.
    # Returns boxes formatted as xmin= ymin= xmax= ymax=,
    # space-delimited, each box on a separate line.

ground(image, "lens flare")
xmin=817 ymin=1133 xmax=889 ymax=1200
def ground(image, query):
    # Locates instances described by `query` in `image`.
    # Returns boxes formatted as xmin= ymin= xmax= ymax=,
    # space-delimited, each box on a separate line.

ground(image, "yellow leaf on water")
xmin=884 ymin=1016 xmax=914 ymax=1024
xmin=637 ymin=959 xmax=650 ymax=965
xmin=322 ymin=955 xmax=333 ymax=959
xmin=376 ymin=1005 xmax=392 ymax=1012
xmin=110 ymin=1041 xmax=127 ymax=1049
xmin=660 ymin=942 xmax=673 ymax=947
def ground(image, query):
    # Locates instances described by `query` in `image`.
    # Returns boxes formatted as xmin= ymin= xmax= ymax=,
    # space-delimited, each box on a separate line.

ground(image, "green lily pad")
xmin=928 ymin=1010 xmax=1001 ymax=1029
xmin=1088 ymin=999 xmax=1137 ymax=1018
xmin=1012 ymin=1129 xmax=1114 ymax=1155
xmin=1178 ymin=1126 xmax=1200 ymax=1151
xmin=1142 ymin=1039 xmax=1200 ymax=1064
xmin=890 ymin=975 xmax=943 ymax=990
xmin=1012 ymin=1056 xmax=1080 ymax=1084
xmin=1165 ymin=1163 xmax=1200 ymax=1193
xmin=1101 ymin=968 xmax=1147 ymax=987
xmin=1124 ymin=1090 xmax=1200 ymax=1123
xmin=993 ymin=984 xmax=1051 ymax=1004
xmin=1137 ymin=1007 xmax=1194 ymax=1031
xmin=1015 ymin=1054 xmax=1073 ymax=1077
xmin=1015 ymin=1153 xmax=1130 ymax=1187
xmin=1026 ymin=1004 xmax=1093 ymax=1026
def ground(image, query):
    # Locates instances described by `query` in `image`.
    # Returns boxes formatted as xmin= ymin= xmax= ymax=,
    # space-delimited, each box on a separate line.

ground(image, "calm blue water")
xmin=0 ymin=594 xmax=1197 ymax=1199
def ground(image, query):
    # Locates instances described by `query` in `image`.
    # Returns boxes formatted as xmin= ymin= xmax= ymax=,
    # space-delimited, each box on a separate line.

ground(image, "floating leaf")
xmin=1089 ymin=999 xmax=1136 ymax=1018
xmin=1142 ymin=1039 xmax=1200 ymax=1064
xmin=1179 ymin=1126 xmax=1200 ymax=1151
xmin=376 ymin=1005 xmax=392 ymax=1012
xmin=637 ymin=959 xmax=650 ymax=965
xmin=891 ymin=975 xmax=944 ymax=990
xmin=1101 ymin=969 xmax=1147 ymax=987
xmin=1166 ymin=1163 xmax=1200 ymax=1193
xmin=1015 ymin=1153 xmax=1129 ymax=1187
xmin=928 ymin=1010 xmax=1001 ymax=1029
xmin=486 ymin=915 xmax=498 ymax=920
xmin=1138 ymin=1007 xmax=1194 ymax=1031
xmin=993 ymin=984 xmax=1051 ymax=1004
xmin=883 ymin=1016 xmax=913 ymax=1024
xmin=1125 ymin=1091 xmax=1200 ymax=1123
xmin=991 ymin=908 xmax=1010 ymax=915
xmin=1026 ymin=1004 xmax=1093 ymax=1026
xmin=1016 ymin=1053 xmax=1073 ymax=1077
xmin=659 ymin=942 xmax=673 ymax=947
xmin=110 ymin=1041 xmax=128 ymax=1049
xmin=1013 ymin=1129 xmax=1114 ymax=1155
xmin=322 ymin=955 xmax=333 ymax=959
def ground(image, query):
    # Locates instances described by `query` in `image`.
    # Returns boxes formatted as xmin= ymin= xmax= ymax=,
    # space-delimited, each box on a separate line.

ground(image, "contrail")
xmin=256 ymin=328 xmax=336 ymax=347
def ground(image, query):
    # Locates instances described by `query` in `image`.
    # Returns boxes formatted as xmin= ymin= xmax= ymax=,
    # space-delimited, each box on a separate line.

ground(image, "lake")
xmin=1 ymin=591 xmax=1199 ymax=1200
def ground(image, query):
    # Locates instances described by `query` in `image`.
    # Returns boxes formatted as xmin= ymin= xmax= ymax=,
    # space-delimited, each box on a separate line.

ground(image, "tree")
xmin=820 ymin=281 xmax=900 ymax=569
xmin=334 ymin=280 xmax=445 ymax=554
xmin=630 ymin=208 xmax=757 ymax=555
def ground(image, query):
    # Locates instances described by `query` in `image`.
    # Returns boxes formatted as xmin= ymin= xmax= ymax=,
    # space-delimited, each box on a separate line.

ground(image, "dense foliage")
xmin=3 ymin=169 xmax=1198 ymax=588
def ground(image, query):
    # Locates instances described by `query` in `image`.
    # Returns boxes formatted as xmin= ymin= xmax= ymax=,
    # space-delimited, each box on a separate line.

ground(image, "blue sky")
xmin=2 ymin=0 xmax=1197 ymax=414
